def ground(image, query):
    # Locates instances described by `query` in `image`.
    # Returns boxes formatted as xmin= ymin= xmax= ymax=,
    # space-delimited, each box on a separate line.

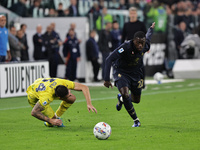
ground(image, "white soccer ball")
xmin=93 ymin=122 xmax=111 ymax=140
xmin=153 ymin=72 xmax=164 ymax=84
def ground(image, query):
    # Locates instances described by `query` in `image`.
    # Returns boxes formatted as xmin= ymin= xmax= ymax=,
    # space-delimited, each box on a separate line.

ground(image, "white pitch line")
xmin=0 ymin=87 xmax=200 ymax=111
xmin=188 ymin=83 xmax=195 ymax=87
xmin=151 ymin=87 xmax=160 ymax=90
xmin=175 ymin=85 xmax=184 ymax=88
xmin=164 ymin=86 xmax=172 ymax=89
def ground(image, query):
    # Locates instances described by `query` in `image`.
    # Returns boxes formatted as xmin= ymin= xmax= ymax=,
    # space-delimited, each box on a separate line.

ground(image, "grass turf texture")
xmin=0 ymin=79 xmax=200 ymax=150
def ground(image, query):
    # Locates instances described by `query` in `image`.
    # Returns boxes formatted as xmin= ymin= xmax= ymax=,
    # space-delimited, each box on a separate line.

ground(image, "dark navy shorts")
xmin=114 ymin=73 xmax=143 ymax=96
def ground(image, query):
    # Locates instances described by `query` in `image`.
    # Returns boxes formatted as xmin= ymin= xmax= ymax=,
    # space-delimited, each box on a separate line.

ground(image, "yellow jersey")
xmin=26 ymin=78 xmax=75 ymax=108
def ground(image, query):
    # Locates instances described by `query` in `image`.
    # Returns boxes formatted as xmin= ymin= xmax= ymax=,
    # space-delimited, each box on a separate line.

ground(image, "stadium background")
xmin=1 ymin=0 xmax=200 ymax=98
xmin=0 ymin=2 xmax=200 ymax=149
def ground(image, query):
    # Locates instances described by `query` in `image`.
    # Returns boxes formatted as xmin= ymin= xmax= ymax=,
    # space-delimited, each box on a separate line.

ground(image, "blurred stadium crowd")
xmin=1 ymin=0 xmax=200 ymax=32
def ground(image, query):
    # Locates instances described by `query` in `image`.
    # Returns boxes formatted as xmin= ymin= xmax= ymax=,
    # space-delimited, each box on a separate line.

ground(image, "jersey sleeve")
xmin=104 ymin=44 xmax=126 ymax=81
xmin=143 ymin=27 xmax=154 ymax=53
xmin=65 ymin=80 xmax=75 ymax=89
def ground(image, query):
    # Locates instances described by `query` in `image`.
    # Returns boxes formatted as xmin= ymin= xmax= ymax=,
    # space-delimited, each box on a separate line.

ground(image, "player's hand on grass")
xmin=104 ymin=81 xmax=113 ymax=89
xmin=50 ymin=118 xmax=63 ymax=126
xmin=87 ymin=104 xmax=97 ymax=113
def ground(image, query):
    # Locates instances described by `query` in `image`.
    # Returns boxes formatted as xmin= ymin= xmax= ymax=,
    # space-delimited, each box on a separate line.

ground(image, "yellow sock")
xmin=55 ymin=101 xmax=72 ymax=117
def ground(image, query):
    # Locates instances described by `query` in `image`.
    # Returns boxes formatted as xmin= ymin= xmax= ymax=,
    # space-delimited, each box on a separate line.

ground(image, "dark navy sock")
xmin=123 ymin=96 xmax=138 ymax=120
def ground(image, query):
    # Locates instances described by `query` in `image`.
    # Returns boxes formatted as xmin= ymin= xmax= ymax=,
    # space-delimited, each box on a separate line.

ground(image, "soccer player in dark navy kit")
xmin=104 ymin=22 xmax=155 ymax=127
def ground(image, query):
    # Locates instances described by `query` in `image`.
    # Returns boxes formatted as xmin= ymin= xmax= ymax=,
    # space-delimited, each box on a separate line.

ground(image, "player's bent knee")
xmin=119 ymin=87 xmax=129 ymax=100
xmin=121 ymin=93 xmax=129 ymax=100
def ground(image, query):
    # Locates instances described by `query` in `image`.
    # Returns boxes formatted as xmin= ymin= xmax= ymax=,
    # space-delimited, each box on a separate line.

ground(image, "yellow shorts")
xmin=27 ymin=92 xmax=55 ymax=119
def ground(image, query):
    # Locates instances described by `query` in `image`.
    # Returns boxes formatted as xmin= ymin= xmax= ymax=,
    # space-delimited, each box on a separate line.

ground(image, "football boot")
xmin=116 ymin=94 xmax=123 ymax=111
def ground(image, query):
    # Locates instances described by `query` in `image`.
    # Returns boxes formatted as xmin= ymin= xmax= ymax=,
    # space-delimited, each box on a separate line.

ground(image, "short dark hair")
xmin=20 ymin=24 xmax=27 ymax=29
xmin=112 ymin=20 xmax=118 ymax=24
xmin=9 ymin=26 xmax=15 ymax=30
xmin=134 ymin=31 xmax=145 ymax=39
xmin=55 ymin=85 xmax=69 ymax=98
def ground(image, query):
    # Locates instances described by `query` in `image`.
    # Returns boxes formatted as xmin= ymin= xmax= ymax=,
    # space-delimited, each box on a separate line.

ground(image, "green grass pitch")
xmin=0 ymin=79 xmax=200 ymax=150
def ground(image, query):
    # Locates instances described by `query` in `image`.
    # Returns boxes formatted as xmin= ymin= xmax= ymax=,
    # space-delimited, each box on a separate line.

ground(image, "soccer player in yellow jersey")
xmin=27 ymin=78 xmax=97 ymax=127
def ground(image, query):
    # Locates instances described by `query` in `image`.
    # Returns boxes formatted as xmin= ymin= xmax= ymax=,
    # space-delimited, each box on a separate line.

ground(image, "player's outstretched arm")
xmin=145 ymin=22 xmax=156 ymax=46
xmin=74 ymin=82 xmax=97 ymax=113
xmin=31 ymin=102 xmax=62 ymax=126
xmin=151 ymin=22 xmax=155 ymax=29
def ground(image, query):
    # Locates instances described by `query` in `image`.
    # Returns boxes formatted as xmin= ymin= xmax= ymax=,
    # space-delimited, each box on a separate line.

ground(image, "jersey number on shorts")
xmin=137 ymin=79 xmax=144 ymax=88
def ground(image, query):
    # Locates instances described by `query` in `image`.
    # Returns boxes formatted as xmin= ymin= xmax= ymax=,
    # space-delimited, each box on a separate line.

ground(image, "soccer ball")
xmin=93 ymin=122 xmax=111 ymax=140
xmin=153 ymin=72 xmax=164 ymax=84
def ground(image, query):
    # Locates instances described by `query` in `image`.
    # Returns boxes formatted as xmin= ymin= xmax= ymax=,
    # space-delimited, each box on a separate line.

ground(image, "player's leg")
xmin=131 ymin=94 xmax=141 ymax=103
xmin=42 ymin=105 xmax=66 ymax=127
xmin=129 ymin=82 xmax=142 ymax=127
xmin=43 ymin=105 xmax=56 ymax=127
xmin=115 ymin=76 xmax=130 ymax=111
xmin=119 ymin=87 xmax=139 ymax=123
xmin=115 ymin=76 xmax=128 ymax=111
xmin=27 ymin=93 xmax=58 ymax=127
xmin=118 ymin=94 xmax=141 ymax=105
xmin=55 ymin=93 xmax=76 ymax=118
xmin=129 ymin=93 xmax=141 ymax=127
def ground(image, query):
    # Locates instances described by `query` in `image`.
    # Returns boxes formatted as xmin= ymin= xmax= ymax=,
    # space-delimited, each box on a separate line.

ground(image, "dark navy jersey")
xmin=104 ymin=27 xmax=154 ymax=81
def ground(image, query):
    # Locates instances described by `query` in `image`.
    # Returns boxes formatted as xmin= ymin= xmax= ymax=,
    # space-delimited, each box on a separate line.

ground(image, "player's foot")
xmin=132 ymin=118 xmax=141 ymax=127
xmin=44 ymin=118 xmax=65 ymax=127
xmin=44 ymin=122 xmax=54 ymax=127
xmin=116 ymin=94 xmax=123 ymax=111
